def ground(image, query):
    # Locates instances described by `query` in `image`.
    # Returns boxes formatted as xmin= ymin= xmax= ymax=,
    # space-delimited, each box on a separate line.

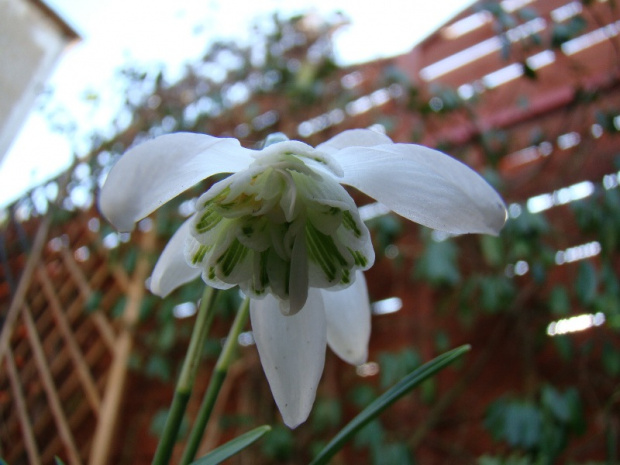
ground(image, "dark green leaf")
xmin=435 ymin=331 xmax=450 ymax=352
xmin=353 ymin=420 xmax=384 ymax=450
xmin=518 ymin=8 xmax=540 ymax=21
xmin=542 ymin=385 xmax=570 ymax=422
xmin=84 ymin=291 xmax=103 ymax=314
xmin=311 ymin=398 xmax=342 ymax=433
xmin=414 ymin=239 xmax=460 ymax=286
xmin=602 ymin=342 xmax=620 ymax=376
xmin=145 ymin=355 xmax=172 ymax=381
xmin=479 ymin=275 xmax=515 ymax=313
xmin=549 ymin=286 xmax=570 ymax=315
xmin=576 ymin=261 xmax=598 ymax=305
xmin=259 ymin=424 xmax=293 ymax=461
xmin=552 ymin=335 xmax=573 ymax=361
xmin=504 ymin=402 xmax=542 ymax=449
xmin=157 ymin=323 xmax=176 ymax=352
xmin=522 ymin=62 xmax=537 ymax=80
xmin=378 ymin=349 xmax=421 ymax=389
xmin=191 ymin=425 xmax=271 ymax=464
xmin=348 ymin=385 xmax=377 ymax=409
xmin=480 ymin=235 xmax=504 ymax=267
xmin=373 ymin=442 xmax=414 ymax=465
xmin=111 ymin=296 xmax=127 ymax=319
xmin=485 ymin=399 xmax=542 ymax=450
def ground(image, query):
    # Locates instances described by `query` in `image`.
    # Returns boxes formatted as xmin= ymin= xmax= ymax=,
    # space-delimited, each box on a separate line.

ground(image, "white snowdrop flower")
xmin=99 ymin=128 xmax=506 ymax=428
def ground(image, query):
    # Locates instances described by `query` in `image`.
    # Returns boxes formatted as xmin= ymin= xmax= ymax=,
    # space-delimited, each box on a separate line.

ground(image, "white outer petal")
xmin=99 ymin=133 xmax=254 ymax=232
xmin=316 ymin=129 xmax=394 ymax=155
xmin=149 ymin=218 xmax=201 ymax=297
xmin=334 ymin=144 xmax=507 ymax=235
xmin=250 ymin=290 xmax=326 ymax=428
xmin=323 ymin=271 xmax=371 ymax=366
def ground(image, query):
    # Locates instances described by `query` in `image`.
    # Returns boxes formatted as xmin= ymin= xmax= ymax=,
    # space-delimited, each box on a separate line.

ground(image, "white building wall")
xmin=0 ymin=0 xmax=78 ymax=163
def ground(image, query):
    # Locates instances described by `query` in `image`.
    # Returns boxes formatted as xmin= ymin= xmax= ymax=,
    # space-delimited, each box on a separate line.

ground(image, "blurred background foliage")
xmin=2 ymin=1 xmax=620 ymax=463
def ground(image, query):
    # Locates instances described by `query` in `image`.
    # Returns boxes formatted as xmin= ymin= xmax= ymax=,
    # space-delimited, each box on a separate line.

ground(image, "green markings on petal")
xmin=196 ymin=205 xmax=222 ymax=233
xmin=347 ymin=248 xmax=369 ymax=268
xmin=343 ymin=210 xmax=362 ymax=238
xmin=216 ymin=239 xmax=249 ymax=277
xmin=202 ymin=186 xmax=231 ymax=207
xmin=252 ymin=251 xmax=270 ymax=295
xmin=192 ymin=245 xmax=212 ymax=265
xmin=306 ymin=222 xmax=348 ymax=283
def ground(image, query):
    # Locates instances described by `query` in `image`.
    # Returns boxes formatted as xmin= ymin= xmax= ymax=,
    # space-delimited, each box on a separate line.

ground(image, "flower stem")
xmin=151 ymin=286 xmax=219 ymax=465
xmin=180 ymin=296 xmax=251 ymax=465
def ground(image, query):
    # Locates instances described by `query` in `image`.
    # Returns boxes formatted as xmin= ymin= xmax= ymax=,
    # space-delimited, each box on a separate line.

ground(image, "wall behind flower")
xmin=1 ymin=1 xmax=620 ymax=464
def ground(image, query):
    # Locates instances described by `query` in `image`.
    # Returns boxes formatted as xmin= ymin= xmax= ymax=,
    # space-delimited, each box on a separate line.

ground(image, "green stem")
xmin=180 ymin=297 xmax=251 ymax=465
xmin=152 ymin=286 xmax=219 ymax=465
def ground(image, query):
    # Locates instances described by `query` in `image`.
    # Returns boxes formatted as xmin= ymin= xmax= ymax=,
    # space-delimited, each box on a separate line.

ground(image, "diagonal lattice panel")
xmin=0 ymin=210 xmax=155 ymax=464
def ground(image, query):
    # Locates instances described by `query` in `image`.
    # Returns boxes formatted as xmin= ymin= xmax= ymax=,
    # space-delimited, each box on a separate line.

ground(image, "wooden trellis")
xmin=0 ymin=210 xmax=155 ymax=465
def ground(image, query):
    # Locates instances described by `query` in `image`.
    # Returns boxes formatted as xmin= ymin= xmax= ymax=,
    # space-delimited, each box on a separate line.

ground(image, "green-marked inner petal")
xmin=192 ymin=244 xmax=212 ymax=265
xmin=342 ymin=210 xmax=362 ymax=238
xmin=188 ymin=142 xmax=374 ymax=311
xmin=196 ymin=205 xmax=222 ymax=233
xmin=306 ymin=222 xmax=348 ymax=283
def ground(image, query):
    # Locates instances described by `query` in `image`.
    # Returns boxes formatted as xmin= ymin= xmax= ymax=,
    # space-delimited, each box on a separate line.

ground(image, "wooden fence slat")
xmin=86 ymin=232 xmax=131 ymax=294
xmin=60 ymin=248 xmax=117 ymax=351
xmin=5 ymin=349 xmax=42 ymax=465
xmin=9 ymin=335 xmax=111 ymax=462
xmin=88 ymin=229 xmax=156 ymax=465
xmin=22 ymin=304 xmax=83 ymax=465
xmin=41 ymin=391 xmax=95 ymax=465
xmin=60 ymin=247 xmax=91 ymax=296
xmin=0 ymin=216 xmax=50 ymax=362
xmin=36 ymin=265 xmax=102 ymax=415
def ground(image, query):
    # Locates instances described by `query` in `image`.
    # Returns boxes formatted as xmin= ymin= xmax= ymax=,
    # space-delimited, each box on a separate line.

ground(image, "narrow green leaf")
xmin=190 ymin=425 xmax=271 ymax=465
xmin=576 ymin=261 xmax=598 ymax=305
xmin=54 ymin=458 xmax=67 ymax=465
xmin=310 ymin=345 xmax=471 ymax=465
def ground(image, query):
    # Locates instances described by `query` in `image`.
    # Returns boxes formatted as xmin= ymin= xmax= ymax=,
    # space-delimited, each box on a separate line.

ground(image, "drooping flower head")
xmin=100 ymin=129 xmax=506 ymax=427
xmin=187 ymin=133 xmax=374 ymax=315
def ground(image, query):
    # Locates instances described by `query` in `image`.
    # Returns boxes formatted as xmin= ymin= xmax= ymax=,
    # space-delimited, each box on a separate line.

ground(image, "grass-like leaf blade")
xmin=309 ymin=345 xmax=471 ymax=465
xmin=190 ymin=425 xmax=271 ymax=465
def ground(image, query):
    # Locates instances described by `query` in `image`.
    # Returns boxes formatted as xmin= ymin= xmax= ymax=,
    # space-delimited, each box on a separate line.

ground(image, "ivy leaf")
xmin=485 ymin=399 xmax=542 ymax=450
xmin=259 ymin=424 xmax=293 ymax=461
xmin=480 ymin=235 xmax=504 ymax=267
xmin=576 ymin=261 xmax=598 ymax=305
xmin=145 ymin=354 xmax=172 ymax=381
xmin=602 ymin=342 xmax=620 ymax=377
xmin=522 ymin=62 xmax=537 ymax=80
xmin=414 ymin=239 xmax=460 ymax=286
xmin=311 ymin=398 xmax=342 ymax=433
xmin=479 ymin=275 xmax=516 ymax=313
xmin=549 ymin=286 xmax=570 ymax=315
xmin=541 ymin=385 xmax=570 ymax=422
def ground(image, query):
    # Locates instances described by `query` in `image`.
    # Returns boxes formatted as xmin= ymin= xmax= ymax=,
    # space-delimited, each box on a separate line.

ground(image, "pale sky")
xmin=0 ymin=0 xmax=475 ymax=207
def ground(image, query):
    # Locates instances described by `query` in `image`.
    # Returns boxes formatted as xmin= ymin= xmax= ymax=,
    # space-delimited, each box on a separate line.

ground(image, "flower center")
xmin=187 ymin=141 xmax=374 ymax=314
